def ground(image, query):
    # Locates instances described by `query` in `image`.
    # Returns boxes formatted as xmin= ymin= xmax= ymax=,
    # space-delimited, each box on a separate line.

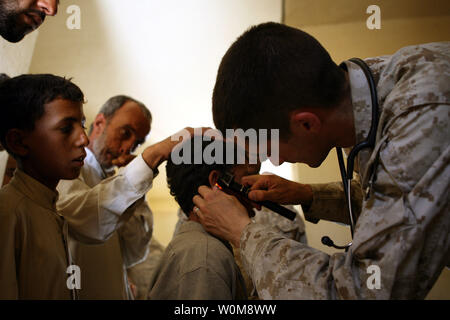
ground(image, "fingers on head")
xmin=197 ymin=185 xmax=211 ymax=197
xmin=192 ymin=195 xmax=205 ymax=208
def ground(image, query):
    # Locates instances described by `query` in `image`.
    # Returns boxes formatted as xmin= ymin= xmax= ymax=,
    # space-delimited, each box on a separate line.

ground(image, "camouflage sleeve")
xmin=239 ymin=104 xmax=450 ymax=299
xmin=304 ymin=179 xmax=364 ymax=225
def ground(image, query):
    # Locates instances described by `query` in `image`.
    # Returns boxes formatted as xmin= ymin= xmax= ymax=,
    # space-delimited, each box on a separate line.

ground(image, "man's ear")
xmin=208 ymin=170 xmax=220 ymax=187
xmin=290 ymin=111 xmax=322 ymax=134
xmin=92 ymin=113 xmax=107 ymax=136
xmin=5 ymin=129 xmax=29 ymax=157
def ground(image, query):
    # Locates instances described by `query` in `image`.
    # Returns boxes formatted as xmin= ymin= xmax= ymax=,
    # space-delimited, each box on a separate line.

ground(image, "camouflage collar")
xmin=343 ymin=60 xmax=374 ymax=147
xmin=342 ymin=60 xmax=376 ymax=176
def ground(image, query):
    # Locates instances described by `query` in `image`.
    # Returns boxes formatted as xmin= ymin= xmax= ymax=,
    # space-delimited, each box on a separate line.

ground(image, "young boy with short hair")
xmin=0 ymin=74 xmax=89 ymax=299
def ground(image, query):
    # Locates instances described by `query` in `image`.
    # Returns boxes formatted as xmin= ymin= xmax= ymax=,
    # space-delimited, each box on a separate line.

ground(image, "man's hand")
xmin=141 ymin=127 xmax=210 ymax=170
xmin=241 ymin=173 xmax=313 ymax=207
xmin=193 ymin=186 xmax=251 ymax=248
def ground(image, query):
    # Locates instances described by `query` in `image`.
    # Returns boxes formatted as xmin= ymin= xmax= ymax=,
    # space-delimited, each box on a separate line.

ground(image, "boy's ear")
xmin=290 ymin=111 xmax=322 ymax=134
xmin=5 ymin=129 xmax=29 ymax=157
xmin=92 ymin=113 xmax=107 ymax=136
xmin=208 ymin=170 xmax=220 ymax=187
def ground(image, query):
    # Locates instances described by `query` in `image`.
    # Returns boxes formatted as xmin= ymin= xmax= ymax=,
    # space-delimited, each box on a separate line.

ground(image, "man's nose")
xmin=36 ymin=0 xmax=58 ymax=16
xmin=119 ymin=140 xmax=135 ymax=155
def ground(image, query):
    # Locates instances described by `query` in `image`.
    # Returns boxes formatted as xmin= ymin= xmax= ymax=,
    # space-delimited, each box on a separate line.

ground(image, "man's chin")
xmin=101 ymin=161 xmax=114 ymax=170
xmin=1 ymin=15 xmax=34 ymax=42
xmin=97 ymin=156 xmax=113 ymax=170
xmin=1 ymin=29 xmax=27 ymax=42
xmin=306 ymin=156 xmax=327 ymax=168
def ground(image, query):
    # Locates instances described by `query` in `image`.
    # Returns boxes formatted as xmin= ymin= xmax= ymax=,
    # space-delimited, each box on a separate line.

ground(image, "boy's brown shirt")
xmin=0 ymin=169 xmax=72 ymax=299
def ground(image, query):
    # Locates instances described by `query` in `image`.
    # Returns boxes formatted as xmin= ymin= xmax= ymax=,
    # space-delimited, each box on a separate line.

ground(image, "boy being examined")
xmin=0 ymin=74 xmax=89 ymax=299
xmin=148 ymin=136 xmax=260 ymax=300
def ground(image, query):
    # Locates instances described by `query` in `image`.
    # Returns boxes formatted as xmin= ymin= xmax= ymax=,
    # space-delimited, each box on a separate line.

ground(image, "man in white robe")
xmin=57 ymin=95 xmax=178 ymax=299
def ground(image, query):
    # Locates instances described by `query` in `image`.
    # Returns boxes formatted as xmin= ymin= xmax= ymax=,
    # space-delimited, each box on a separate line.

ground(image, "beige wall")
xmin=284 ymin=0 xmax=450 ymax=299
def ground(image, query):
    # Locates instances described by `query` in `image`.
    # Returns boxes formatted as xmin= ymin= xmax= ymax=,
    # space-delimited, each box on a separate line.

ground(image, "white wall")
xmin=0 ymin=30 xmax=38 ymax=76
xmin=0 ymin=29 xmax=39 ymax=188
xmin=29 ymin=0 xmax=284 ymax=245
xmin=30 ymin=0 xmax=282 ymax=141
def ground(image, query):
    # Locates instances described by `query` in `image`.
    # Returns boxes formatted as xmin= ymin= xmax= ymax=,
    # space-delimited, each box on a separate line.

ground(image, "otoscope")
xmin=216 ymin=172 xmax=296 ymax=221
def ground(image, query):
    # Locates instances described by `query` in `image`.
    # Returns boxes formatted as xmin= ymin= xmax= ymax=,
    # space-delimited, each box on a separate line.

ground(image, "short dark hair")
xmin=166 ymin=137 xmax=242 ymax=217
xmin=0 ymin=74 xmax=84 ymax=155
xmin=0 ymin=73 xmax=10 ymax=84
xmin=88 ymin=95 xmax=152 ymax=135
xmin=212 ymin=22 xmax=346 ymax=139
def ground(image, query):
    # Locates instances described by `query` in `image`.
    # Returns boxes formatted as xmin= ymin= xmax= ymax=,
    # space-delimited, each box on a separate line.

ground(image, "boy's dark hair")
xmin=0 ymin=73 xmax=10 ymax=84
xmin=212 ymin=22 xmax=346 ymax=139
xmin=166 ymin=137 xmax=242 ymax=217
xmin=0 ymin=74 xmax=84 ymax=155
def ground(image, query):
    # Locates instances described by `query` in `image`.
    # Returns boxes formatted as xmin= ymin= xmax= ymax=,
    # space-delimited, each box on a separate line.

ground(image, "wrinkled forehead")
xmin=107 ymin=102 xmax=151 ymax=135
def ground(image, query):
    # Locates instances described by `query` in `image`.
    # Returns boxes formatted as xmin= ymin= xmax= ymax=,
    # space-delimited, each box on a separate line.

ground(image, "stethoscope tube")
xmin=321 ymin=58 xmax=379 ymax=251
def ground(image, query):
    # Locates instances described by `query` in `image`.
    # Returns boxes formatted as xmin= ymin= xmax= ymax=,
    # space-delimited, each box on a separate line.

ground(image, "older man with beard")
xmin=0 ymin=0 xmax=58 ymax=42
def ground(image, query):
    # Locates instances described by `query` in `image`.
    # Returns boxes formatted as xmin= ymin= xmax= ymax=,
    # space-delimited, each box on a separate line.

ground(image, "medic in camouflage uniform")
xmin=194 ymin=22 xmax=449 ymax=299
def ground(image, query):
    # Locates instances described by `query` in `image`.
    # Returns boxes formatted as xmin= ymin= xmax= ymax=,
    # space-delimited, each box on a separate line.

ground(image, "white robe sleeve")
xmin=57 ymin=155 xmax=155 ymax=243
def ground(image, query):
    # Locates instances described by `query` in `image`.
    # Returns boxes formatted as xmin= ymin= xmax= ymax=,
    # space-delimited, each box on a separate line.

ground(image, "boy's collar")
xmin=177 ymin=220 xmax=234 ymax=254
xmin=9 ymin=169 xmax=59 ymax=211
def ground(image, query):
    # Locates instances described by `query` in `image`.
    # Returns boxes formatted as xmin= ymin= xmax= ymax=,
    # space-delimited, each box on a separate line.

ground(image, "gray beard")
xmin=91 ymin=131 xmax=114 ymax=170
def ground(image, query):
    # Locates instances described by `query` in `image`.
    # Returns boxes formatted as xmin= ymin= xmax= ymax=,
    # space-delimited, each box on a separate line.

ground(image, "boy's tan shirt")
xmin=0 ymin=170 xmax=72 ymax=299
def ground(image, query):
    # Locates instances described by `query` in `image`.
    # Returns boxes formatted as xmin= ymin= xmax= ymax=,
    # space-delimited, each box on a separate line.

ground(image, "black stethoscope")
xmin=321 ymin=57 xmax=380 ymax=251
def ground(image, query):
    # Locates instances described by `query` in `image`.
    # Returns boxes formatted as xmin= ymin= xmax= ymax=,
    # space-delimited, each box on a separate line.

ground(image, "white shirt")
xmin=0 ymin=150 xmax=8 ymax=184
xmin=57 ymin=148 xmax=155 ymax=299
